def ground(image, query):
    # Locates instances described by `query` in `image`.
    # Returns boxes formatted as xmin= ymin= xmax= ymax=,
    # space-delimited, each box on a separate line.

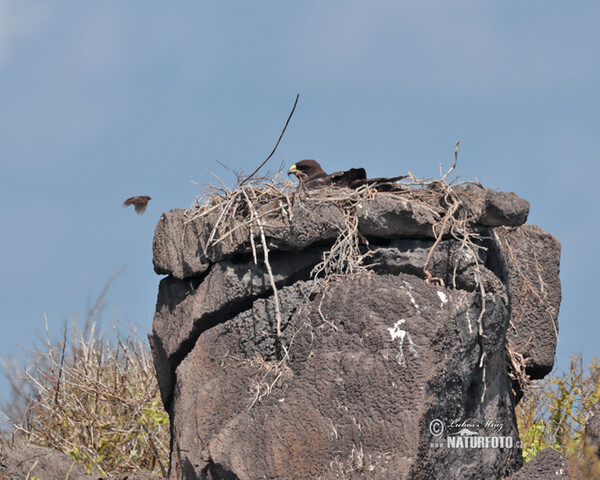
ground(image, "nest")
xmin=186 ymin=162 xmax=487 ymax=327
xmin=187 ymin=167 xmax=485 ymax=280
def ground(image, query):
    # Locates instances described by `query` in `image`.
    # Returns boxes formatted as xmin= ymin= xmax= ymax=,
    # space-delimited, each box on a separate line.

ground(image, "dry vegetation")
xmin=516 ymin=355 xmax=600 ymax=478
xmin=0 ymin=287 xmax=169 ymax=477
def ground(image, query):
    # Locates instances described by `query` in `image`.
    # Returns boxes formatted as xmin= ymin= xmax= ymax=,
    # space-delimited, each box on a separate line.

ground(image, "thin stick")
xmin=476 ymin=273 xmax=487 ymax=337
xmin=423 ymin=202 xmax=459 ymax=285
xmin=442 ymin=141 xmax=460 ymax=181
xmin=239 ymin=93 xmax=300 ymax=186
xmin=241 ymin=189 xmax=283 ymax=337
xmin=476 ymin=269 xmax=488 ymax=403
xmin=53 ymin=322 xmax=68 ymax=405
xmin=480 ymin=355 xmax=487 ymax=403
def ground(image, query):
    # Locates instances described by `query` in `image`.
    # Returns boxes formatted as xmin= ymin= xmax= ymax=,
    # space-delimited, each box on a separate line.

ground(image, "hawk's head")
xmin=287 ymin=159 xmax=328 ymax=181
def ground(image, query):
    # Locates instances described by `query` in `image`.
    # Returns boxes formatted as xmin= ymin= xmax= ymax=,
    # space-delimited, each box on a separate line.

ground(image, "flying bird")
xmin=123 ymin=196 xmax=152 ymax=215
xmin=287 ymin=159 xmax=407 ymax=191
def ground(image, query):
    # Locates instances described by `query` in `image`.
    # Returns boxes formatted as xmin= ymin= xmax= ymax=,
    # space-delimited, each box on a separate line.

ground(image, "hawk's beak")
xmin=287 ymin=164 xmax=299 ymax=177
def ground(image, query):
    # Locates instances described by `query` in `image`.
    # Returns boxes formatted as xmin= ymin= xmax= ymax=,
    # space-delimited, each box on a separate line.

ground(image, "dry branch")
xmin=241 ymin=187 xmax=284 ymax=338
xmin=239 ymin=93 xmax=300 ymax=186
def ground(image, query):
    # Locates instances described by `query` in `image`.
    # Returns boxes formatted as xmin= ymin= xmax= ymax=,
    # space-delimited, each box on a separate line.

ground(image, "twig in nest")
xmin=204 ymin=193 xmax=240 ymax=253
xmin=441 ymin=140 xmax=460 ymax=181
xmin=239 ymin=93 xmax=300 ymax=186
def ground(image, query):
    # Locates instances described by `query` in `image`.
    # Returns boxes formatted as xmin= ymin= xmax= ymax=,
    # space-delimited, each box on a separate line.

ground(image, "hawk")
xmin=287 ymin=159 xmax=407 ymax=191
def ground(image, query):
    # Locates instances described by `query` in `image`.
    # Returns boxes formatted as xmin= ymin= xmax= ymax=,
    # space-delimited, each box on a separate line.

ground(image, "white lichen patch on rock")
xmin=401 ymin=282 xmax=421 ymax=314
xmin=437 ymin=290 xmax=449 ymax=307
xmin=388 ymin=319 xmax=419 ymax=366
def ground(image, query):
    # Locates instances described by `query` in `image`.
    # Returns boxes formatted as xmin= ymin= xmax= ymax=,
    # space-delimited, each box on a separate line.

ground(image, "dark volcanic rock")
xmin=152 ymin=201 xmax=347 ymax=280
xmin=363 ymin=238 xmax=506 ymax=296
xmin=512 ymin=448 xmax=570 ymax=479
xmin=170 ymin=275 xmax=520 ymax=479
xmin=456 ymin=185 xmax=531 ymax=227
xmin=488 ymin=224 xmax=562 ymax=378
xmin=0 ymin=445 xmax=90 ymax=480
xmin=152 ymin=186 xmax=531 ymax=279
xmin=354 ymin=194 xmax=438 ymax=238
xmin=152 ymin=248 xmax=324 ymax=408
xmin=153 ymin=209 xmax=212 ymax=278
xmin=151 ymin=185 xmax=560 ymax=479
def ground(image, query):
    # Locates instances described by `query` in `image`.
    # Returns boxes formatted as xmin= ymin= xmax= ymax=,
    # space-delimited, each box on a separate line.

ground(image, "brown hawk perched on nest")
xmin=287 ymin=159 xmax=407 ymax=191
xmin=123 ymin=196 xmax=152 ymax=215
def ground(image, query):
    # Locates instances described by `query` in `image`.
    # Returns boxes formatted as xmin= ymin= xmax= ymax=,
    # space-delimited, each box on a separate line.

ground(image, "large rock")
xmin=171 ymin=275 xmax=520 ymax=479
xmin=512 ymin=448 xmax=570 ymax=479
xmin=153 ymin=185 xmax=530 ymax=280
xmin=487 ymin=224 xmax=562 ymax=378
xmin=455 ymin=185 xmax=530 ymax=227
xmin=152 ymin=200 xmax=347 ymax=279
xmin=363 ymin=238 xmax=505 ymax=295
xmin=151 ymin=184 xmax=559 ymax=479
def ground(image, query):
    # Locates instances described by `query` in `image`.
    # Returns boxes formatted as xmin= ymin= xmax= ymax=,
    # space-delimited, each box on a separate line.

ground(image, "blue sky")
xmin=1 ymin=1 xmax=598 ymax=402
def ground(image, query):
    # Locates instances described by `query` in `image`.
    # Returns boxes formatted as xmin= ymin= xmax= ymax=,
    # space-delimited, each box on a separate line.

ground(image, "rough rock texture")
xmin=0 ymin=444 xmax=160 ymax=480
xmin=487 ymin=224 xmax=562 ymax=379
xmin=455 ymin=185 xmax=530 ymax=227
xmin=151 ymin=185 xmax=561 ymax=479
xmin=0 ymin=445 xmax=90 ymax=480
xmin=170 ymin=276 xmax=520 ymax=479
xmin=152 ymin=187 xmax=530 ymax=280
xmin=512 ymin=448 xmax=570 ymax=479
xmin=152 ymin=248 xmax=325 ymax=407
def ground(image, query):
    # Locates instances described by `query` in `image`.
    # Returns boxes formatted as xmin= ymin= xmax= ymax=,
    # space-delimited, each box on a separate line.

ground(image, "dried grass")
xmin=0 ymin=291 xmax=169 ymax=477
xmin=516 ymin=355 xmax=600 ymax=477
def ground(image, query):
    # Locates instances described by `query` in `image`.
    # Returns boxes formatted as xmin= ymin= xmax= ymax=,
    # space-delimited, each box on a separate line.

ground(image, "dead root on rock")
xmin=507 ymin=339 xmax=532 ymax=397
